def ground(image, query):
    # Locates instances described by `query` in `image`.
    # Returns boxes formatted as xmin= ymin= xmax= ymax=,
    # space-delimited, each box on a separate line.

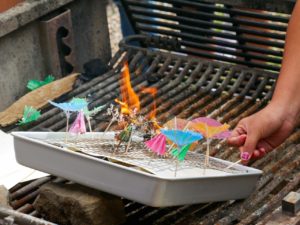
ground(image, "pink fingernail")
xmin=241 ymin=152 xmax=250 ymax=161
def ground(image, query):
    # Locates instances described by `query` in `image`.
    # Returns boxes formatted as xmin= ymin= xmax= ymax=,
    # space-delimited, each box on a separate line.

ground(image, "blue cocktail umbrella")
xmin=160 ymin=129 xmax=203 ymax=147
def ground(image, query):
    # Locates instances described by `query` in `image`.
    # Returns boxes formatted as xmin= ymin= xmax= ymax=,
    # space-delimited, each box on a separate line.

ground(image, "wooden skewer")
xmin=65 ymin=112 xmax=70 ymax=143
xmin=104 ymin=118 xmax=115 ymax=133
xmin=226 ymin=159 xmax=242 ymax=169
xmin=125 ymin=131 xmax=133 ymax=153
xmin=87 ymin=116 xmax=92 ymax=132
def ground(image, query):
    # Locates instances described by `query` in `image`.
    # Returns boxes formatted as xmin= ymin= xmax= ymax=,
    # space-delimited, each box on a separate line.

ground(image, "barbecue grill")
xmin=2 ymin=0 xmax=300 ymax=224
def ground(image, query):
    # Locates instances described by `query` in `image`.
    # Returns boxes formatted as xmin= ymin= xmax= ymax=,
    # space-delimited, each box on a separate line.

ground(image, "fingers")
xmin=242 ymin=130 xmax=260 ymax=155
xmin=227 ymin=134 xmax=246 ymax=146
xmin=240 ymin=147 xmax=266 ymax=164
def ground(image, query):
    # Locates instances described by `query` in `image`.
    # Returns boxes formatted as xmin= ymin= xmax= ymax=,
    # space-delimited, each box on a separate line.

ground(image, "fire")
xmin=115 ymin=63 xmax=140 ymax=114
xmin=141 ymin=87 xmax=157 ymax=119
xmin=141 ymin=87 xmax=161 ymax=130
xmin=115 ymin=63 xmax=161 ymax=130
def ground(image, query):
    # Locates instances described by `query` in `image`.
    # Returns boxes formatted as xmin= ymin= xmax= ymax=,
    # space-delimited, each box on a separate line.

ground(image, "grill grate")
xmin=121 ymin=0 xmax=292 ymax=72
xmin=4 ymin=35 xmax=300 ymax=225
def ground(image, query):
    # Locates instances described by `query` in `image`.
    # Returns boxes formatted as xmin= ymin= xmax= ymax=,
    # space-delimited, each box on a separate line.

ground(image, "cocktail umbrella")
xmin=164 ymin=118 xmax=191 ymax=130
xmin=160 ymin=129 xmax=203 ymax=147
xmin=192 ymin=117 xmax=231 ymax=166
xmin=49 ymin=99 xmax=88 ymax=112
xmin=192 ymin=117 xmax=231 ymax=139
xmin=171 ymin=144 xmax=192 ymax=161
xmin=49 ymin=98 xmax=88 ymax=141
xmin=69 ymin=111 xmax=86 ymax=134
xmin=83 ymin=105 xmax=106 ymax=132
xmin=145 ymin=133 xmax=166 ymax=156
xmin=159 ymin=129 xmax=203 ymax=177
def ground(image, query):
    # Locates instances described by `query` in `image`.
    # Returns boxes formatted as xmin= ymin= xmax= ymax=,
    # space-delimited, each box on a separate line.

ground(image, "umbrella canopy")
xmin=192 ymin=117 xmax=231 ymax=139
xmin=49 ymin=99 xmax=88 ymax=112
xmin=69 ymin=111 xmax=87 ymax=134
xmin=164 ymin=118 xmax=191 ymax=130
xmin=145 ymin=134 xmax=166 ymax=156
xmin=171 ymin=144 xmax=191 ymax=161
xmin=160 ymin=129 xmax=203 ymax=147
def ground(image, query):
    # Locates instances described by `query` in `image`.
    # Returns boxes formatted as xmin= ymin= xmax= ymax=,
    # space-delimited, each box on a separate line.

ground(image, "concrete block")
xmin=34 ymin=182 xmax=126 ymax=225
xmin=282 ymin=191 xmax=300 ymax=216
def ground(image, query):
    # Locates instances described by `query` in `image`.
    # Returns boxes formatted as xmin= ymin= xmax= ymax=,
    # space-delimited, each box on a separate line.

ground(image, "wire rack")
xmin=43 ymin=134 xmax=244 ymax=177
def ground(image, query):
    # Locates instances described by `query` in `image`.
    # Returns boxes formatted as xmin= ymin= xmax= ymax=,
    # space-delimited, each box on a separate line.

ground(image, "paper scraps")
xmin=17 ymin=105 xmax=41 ymax=125
xmin=27 ymin=75 xmax=55 ymax=91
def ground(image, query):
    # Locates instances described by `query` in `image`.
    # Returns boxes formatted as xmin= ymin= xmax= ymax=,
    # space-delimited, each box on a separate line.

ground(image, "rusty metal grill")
xmin=121 ymin=0 xmax=292 ymax=72
xmin=4 ymin=34 xmax=300 ymax=225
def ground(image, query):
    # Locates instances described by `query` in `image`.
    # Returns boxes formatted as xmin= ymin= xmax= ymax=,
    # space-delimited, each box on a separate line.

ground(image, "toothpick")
xmin=205 ymin=138 xmax=211 ymax=167
xmin=86 ymin=115 xmax=92 ymax=132
xmin=204 ymin=124 xmax=210 ymax=167
xmin=226 ymin=159 xmax=242 ymax=170
xmin=65 ymin=111 xmax=70 ymax=143
xmin=104 ymin=118 xmax=115 ymax=133
xmin=125 ymin=130 xmax=133 ymax=153
xmin=174 ymin=160 xmax=179 ymax=177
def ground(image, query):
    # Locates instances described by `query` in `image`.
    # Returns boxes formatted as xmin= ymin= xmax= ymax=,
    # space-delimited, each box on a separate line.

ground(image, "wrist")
xmin=269 ymin=97 xmax=300 ymax=125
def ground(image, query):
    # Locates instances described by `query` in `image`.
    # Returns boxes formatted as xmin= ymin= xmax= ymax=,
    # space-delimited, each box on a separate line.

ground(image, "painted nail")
xmin=241 ymin=152 xmax=250 ymax=161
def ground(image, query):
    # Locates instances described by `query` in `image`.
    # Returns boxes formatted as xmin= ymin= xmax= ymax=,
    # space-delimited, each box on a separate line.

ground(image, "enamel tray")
xmin=12 ymin=132 xmax=262 ymax=207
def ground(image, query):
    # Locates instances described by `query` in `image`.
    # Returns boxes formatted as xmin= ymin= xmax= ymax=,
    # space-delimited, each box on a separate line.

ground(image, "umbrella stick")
xmin=204 ymin=123 xmax=211 ymax=167
xmin=205 ymin=138 xmax=211 ymax=167
xmin=87 ymin=116 xmax=92 ymax=132
xmin=174 ymin=160 xmax=179 ymax=177
xmin=65 ymin=112 xmax=69 ymax=143
xmin=125 ymin=131 xmax=133 ymax=153
xmin=226 ymin=159 xmax=242 ymax=169
xmin=104 ymin=118 xmax=115 ymax=133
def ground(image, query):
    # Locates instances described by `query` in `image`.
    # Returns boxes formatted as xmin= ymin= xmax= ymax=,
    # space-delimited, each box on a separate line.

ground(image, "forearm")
xmin=271 ymin=0 xmax=300 ymax=119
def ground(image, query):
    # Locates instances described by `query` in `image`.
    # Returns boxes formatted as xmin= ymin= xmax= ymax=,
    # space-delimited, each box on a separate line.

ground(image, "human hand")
xmin=227 ymin=103 xmax=296 ymax=163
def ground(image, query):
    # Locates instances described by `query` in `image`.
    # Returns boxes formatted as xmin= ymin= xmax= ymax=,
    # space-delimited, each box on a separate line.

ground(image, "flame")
xmin=141 ymin=87 xmax=161 ymax=129
xmin=141 ymin=87 xmax=157 ymax=119
xmin=115 ymin=63 xmax=140 ymax=114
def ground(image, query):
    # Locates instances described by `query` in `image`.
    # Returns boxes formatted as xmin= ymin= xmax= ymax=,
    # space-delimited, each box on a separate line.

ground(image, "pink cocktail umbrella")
xmin=69 ymin=111 xmax=87 ymax=134
xmin=145 ymin=133 xmax=166 ymax=156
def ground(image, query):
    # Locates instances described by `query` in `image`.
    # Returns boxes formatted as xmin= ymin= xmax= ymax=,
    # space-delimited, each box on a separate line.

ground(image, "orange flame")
xmin=141 ymin=87 xmax=157 ymax=119
xmin=141 ymin=87 xmax=161 ymax=130
xmin=115 ymin=63 xmax=140 ymax=114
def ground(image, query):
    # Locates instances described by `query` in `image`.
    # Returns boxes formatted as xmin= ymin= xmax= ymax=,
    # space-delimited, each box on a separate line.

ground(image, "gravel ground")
xmin=106 ymin=0 xmax=123 ymax=56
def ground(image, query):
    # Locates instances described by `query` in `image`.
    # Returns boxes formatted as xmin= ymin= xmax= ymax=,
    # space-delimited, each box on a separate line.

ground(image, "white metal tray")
xmin=12 ymin=132 xmax=262 ymax=207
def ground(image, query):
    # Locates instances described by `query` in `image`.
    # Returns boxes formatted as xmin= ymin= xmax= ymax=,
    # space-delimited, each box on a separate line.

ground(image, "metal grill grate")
xmin=4 ymin=35 xmax=300 ymax=225
xmin=121 ymin=0 xmax=292 ymax=72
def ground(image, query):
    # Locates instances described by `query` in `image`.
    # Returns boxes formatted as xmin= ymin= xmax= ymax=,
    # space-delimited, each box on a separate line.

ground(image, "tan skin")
xmin=228 ymin=1 xmax=300 ymax=163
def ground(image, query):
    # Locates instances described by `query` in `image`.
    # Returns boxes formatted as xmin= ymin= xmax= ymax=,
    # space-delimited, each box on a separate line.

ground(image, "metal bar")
xmin=139 ymin=29 xmax=282 ymax=71
xmin=10 ymin=177 xmax=51 ymax=201
xmin=17 ymin=204 xmax=33 ymax=214
xmin=129 ymin=4 xmax=288 ymax=31
xmin=11 ymin=190 xmax=39 ymax=210
xmin=0 ymin=206 xmax=57 ymax=225
xmin=216 ymin=148 xmax=300 ymax=225
xmin=146 ymin=0 xmax=291 ymax=22
xmin=128 ymin=1 xmax=288 ymax=40
xmin=238 ymin=171 xmax=300 ymax=225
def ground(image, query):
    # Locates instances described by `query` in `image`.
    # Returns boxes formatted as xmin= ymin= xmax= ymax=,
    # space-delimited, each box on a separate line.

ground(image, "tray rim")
xmin=12 ymin=131 xmax=263 ymax=181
